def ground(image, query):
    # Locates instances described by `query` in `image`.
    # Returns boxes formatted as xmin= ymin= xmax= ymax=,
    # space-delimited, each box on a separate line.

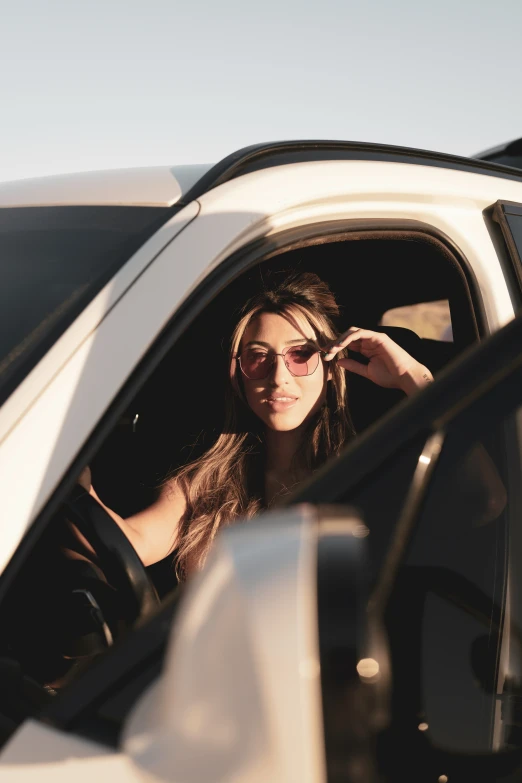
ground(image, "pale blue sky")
xmin=1 ymin=0 xmax=521 ymax=182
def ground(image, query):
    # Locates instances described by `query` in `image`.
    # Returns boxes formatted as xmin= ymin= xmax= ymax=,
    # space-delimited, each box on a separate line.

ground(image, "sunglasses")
xmin=237 ymin=344 xmax=324 ymax=380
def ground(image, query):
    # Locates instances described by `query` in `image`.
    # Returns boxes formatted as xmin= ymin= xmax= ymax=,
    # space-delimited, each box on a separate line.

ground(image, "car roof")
xmin=0 ymin=164 xmax=213 ymax=208
xmin=2 ymin=139 xmax=522 ymax=210
xmin=179 ymin=139 xmax=522 ymax=203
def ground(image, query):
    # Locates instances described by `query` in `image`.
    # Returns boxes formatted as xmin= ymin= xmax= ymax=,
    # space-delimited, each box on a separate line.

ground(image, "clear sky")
xmin=1 ymin=0 xmax=521 ymax=182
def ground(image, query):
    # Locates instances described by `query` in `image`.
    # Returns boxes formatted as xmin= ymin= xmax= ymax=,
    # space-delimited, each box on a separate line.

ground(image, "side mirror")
xmin=122 ymin=504 xmax=389 ymax=783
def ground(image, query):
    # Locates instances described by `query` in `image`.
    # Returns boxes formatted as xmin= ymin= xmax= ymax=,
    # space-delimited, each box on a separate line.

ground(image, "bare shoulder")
xmin=125 ymin=477 xmax=187 ymax=566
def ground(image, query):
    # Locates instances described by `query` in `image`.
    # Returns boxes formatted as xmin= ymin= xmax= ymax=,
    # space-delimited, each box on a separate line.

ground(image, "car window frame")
xmin=0 ymin=218 xmax=492 ymax=749
xmin=0 ymin=217 xmax=483 ymax=601
xmin=38 ymin=317 xmax=522 ymax=753
xmin=492 ymin=200 xmax=522 ymax=313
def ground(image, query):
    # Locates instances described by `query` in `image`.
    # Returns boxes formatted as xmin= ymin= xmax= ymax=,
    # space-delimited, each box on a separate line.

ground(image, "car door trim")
xmin=492 ymin=200 xmax=522 ymax=312
xmin=178 ymin=140 xmax=522 ymax=206
xmin=0 ymin=217 xmax=484 ymax=603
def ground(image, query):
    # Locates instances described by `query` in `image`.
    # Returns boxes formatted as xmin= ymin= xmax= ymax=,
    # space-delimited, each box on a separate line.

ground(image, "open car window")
xmin=0 ymin=222 xmax=486 ymax=750
xmin=380 ymin=299 xmax=453 ymax=341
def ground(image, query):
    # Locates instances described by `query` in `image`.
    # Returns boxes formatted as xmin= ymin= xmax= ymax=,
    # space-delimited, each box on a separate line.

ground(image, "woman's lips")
xmin=264 ymin=396 xmax=298 ymax=412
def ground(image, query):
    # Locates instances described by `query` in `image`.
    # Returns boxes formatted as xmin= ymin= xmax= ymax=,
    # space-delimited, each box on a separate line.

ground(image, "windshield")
xmin=0 ymin=205 xmax=169 ymax=407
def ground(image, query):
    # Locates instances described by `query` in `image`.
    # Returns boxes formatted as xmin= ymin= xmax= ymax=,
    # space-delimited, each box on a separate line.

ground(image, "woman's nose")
xmin=269 ymin=354 xmax=290 ymax=385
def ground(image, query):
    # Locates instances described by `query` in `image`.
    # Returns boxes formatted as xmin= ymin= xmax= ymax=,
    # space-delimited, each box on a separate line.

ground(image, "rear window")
xmin=380 ymin=299 xmax=453 ymax=341
xmin=0 ymin=206 xmax=169 ymax=406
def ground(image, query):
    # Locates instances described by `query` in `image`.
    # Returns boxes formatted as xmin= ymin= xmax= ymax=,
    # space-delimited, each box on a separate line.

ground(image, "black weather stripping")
xmin=179 ymin=139 xmax=522 ymax=205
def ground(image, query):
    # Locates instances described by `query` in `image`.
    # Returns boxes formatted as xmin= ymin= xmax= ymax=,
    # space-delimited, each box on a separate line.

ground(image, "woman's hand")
xmin=324 ymin=327 xmax=433 ymax=396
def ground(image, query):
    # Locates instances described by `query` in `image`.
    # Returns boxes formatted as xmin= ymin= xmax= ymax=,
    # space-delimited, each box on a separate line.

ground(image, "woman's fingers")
xmin=323 ymin=327 xmax=361 ymax=359
xmin=323 ymin=327 xmax=380 ymax=360
xmin=324 ymin=327 xmax=431 ymax=395
xmin=336 ymin=356 xmax=369 ymax=377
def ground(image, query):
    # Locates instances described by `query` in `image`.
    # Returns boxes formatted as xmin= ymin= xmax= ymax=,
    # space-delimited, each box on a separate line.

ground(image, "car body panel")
xmin=0 ymin=201 xmax=214 ymax=574
xmin=1 ymin=158 xmax=522 ymax=576
xmin=184 ymin=140 xmax=522 ymax=200
xmin=0 ymin=164 xmax=212 ymax=208
xmin=123 ymin=506 xmax=325 ymax=783
xmin=0 ymin=720 xmax=140 ymax=782
xmin=0 ymin=507 xmax=325 ymax=783
xmin=194 ymin=159 xmax=522 ymax=329
xmin=2 ymin=148 xmax=522 ymax=779
xmin=169 ymin=164 xmax=214 ymax=199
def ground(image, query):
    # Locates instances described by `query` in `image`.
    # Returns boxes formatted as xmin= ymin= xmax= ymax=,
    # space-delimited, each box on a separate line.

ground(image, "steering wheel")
xmin=59 ymin=486 xmax=159 ymax=657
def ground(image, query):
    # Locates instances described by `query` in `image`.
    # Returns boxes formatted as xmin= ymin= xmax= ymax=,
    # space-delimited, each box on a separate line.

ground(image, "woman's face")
xmin=240 ymin=311 xmax=329 ymax=432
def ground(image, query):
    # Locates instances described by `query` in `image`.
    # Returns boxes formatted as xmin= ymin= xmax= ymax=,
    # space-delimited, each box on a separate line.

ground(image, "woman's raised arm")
xmin=324 ymin=327 xmax=433 ymax=395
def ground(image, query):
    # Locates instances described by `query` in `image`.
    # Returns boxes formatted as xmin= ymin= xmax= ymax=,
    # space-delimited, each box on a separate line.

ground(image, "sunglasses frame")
xmin=237 ymin=344 xmax=326 ymax=381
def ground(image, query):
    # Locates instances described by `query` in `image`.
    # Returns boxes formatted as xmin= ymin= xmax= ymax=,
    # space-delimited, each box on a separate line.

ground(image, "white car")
xmin=1 ymin=141 xmax=522 ymax=782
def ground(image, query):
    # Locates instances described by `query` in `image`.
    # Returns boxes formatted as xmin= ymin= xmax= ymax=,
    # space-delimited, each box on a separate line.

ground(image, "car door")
xmin=4 ymin=317 xmax=522 ymax=783
xmin=291 ymin=313 xmax=522 ymax=779
xmin=3 ymin=153 xmax=522 ymax=778
xmin=4 ymin=152 xmax=522 ymax=575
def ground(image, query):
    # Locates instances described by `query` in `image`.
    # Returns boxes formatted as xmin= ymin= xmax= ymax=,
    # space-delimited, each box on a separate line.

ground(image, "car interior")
xmin=0 ymin=227 xmax=483 ymax=743
xmin=98 ymin=229 xmax=477 ymax=513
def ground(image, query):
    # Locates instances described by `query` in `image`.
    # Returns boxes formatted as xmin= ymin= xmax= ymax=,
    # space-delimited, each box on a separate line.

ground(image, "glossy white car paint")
xmin=0 ymin=203 xmax=207 ymax=574
xmin=0 ymin=157 xmax=520 ymax=577
xmin=0 ymin=721 xmax=140 ymax=783
xmin=0 ymin=164 xmax=211 ymax=207
xmin=121 ymin=506 xmax=325 ymax=783
xmin=1 ymin=152 xmax=522 ymax=781
xmin=0 ymin=507 xmax=325 ymax=783
xmin=194 ymin=160 xmax=522 ymax=332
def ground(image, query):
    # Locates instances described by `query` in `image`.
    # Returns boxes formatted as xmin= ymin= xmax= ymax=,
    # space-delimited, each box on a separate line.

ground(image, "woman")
xmin=80 ymin=272 xmax=433 ymax=578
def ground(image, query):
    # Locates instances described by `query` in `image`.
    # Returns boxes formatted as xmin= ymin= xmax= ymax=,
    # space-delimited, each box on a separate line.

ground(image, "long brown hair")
xmin=171 ymin=272 xmax=355 ymax=577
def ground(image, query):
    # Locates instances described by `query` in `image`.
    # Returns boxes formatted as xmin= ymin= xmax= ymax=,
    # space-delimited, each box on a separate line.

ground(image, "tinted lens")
xmin=239 ymin=349 xmax=273 ymax=379
xmin=284 ymin=346 xmax=320 ymax=376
